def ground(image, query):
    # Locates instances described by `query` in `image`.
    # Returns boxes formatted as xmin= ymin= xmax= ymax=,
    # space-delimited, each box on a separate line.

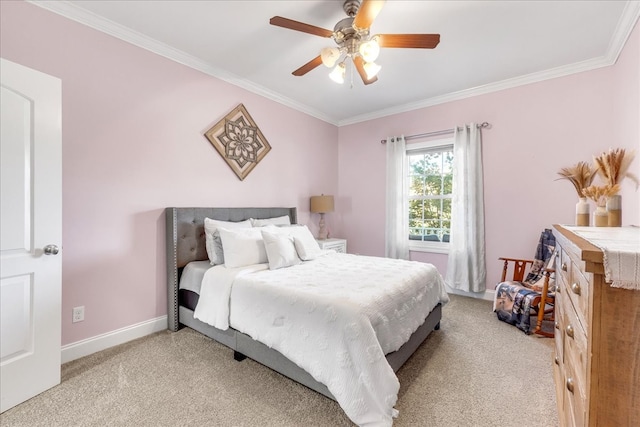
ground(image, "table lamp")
xmin=310 ymin=194 xmax=334 ymax=240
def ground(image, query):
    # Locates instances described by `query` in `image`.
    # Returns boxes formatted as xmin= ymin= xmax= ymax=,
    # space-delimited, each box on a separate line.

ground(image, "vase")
xmin=593 ymin=205 xmax=608 ymax=227
xmin=606 ymin=194 xmax=622 ymax=227
xmin=575 ymin=197 xmax=590 ymax=226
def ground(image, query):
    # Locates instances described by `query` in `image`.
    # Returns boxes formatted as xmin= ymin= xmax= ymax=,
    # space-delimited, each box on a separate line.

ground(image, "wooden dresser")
xmin=552 ymin=225 xmax=640 ymax=427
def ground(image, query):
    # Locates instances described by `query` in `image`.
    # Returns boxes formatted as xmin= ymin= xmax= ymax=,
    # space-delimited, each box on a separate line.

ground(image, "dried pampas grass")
xmin=593 ymin=148 xmax=638 ymax=189
xmin=556 ymin=161 xmax=597 ymax=197
xmin=582 ymin=184 xmax=620 ymax=207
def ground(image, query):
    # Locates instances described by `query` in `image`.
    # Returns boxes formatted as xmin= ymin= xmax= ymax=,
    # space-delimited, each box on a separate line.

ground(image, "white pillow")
xmin=280 ymin=225 xmax=322 ymax=261
xmin=204 ymin=218 xmax=252 ymax=265
xmin=261 ymin=229 xmax=301 ymax=270
xmin=218 ymin=227 xmax=268 ymax=268
xmin=250 ymin=215 xmax=291 ymax=227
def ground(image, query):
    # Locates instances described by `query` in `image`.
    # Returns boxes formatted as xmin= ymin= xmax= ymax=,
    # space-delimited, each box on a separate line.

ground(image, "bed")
xmin=166 ymin=207 xmax=448 ymax=426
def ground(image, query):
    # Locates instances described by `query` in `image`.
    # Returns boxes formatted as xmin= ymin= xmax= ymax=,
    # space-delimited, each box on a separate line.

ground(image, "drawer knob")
xmin=566 ymin=378 xmax=575 ymax=393
xmin=566 ymin=324 xmax=574 ymax=339
xmin=571 ymin=282 xmax=581 ymax=295
xmin=555 ymin=356 xmax=560 ymax=365
xmin=561 ymin=262 xmax=568 ymax=272
xmin=554 ymin=321 xmax=560 ymax=330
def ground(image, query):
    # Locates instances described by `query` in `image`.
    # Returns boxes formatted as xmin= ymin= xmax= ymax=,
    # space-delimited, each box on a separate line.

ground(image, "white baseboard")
xmin=445 ymin=286 xmax=495 ymax=302
xmin=61 ymin=316 xmax=168 ymax=364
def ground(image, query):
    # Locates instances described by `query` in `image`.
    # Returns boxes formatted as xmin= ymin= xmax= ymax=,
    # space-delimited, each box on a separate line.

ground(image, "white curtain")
xmin=445 ymin=124 xmax=486 ymax=292
xmin=385 ymin=135 xmax=409 ymax=259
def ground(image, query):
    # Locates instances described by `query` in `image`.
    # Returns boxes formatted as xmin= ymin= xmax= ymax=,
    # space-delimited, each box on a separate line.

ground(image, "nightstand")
xmin=316 ymin=238 xmax=347 ymax=253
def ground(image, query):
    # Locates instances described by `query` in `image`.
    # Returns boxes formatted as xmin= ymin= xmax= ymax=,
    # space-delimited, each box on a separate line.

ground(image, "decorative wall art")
xmin=204 ymin=103 xmax=272 ymax=181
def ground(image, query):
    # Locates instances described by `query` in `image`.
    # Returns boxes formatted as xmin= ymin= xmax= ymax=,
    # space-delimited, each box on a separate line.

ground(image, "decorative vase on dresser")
xmin=575 ymin=197 xmax=590 ymax=226
xmin=592 ymin=206 xmax=608 ymax=227
xmin=552 ymin=225 xmax=640 ymax=427
xmin=606 ymin=194 xmax=622 ymax=227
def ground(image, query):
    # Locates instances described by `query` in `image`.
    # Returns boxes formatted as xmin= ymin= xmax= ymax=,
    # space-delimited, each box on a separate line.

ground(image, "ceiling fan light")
xmin=359 ymin=39 xmax=380 ymax=63
xmin=320 ymin=47 xmax=340 ymax=68
xmin=363 ymin=61 xmax=381 ymax=79
xmin=329 ymin=62 xmax=346 ymax=84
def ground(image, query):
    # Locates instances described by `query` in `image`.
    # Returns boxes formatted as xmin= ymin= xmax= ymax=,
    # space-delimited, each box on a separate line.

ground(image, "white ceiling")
xmin=33 ymin=1 xmax=640 ymax=125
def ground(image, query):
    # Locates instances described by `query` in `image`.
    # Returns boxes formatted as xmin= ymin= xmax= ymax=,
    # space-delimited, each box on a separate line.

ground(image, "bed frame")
xmin=166 ymin=207 xmax=442 ymax=400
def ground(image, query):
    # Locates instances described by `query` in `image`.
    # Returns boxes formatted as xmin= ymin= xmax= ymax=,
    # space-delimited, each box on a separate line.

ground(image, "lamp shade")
xmin=363 ymin=61 xmax=381 ymax=79
xmin=359 ymin=38 xmax=380 ymax=63
xmin=310 ymin=195 xmax=334 ymax=213
xmin=320 ymin=47 xmax=340 ymax=68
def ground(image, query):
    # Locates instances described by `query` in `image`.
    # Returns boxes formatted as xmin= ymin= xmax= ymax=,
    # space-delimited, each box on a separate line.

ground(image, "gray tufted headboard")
xmin=165 ymin=207 xmax=297 ymax=331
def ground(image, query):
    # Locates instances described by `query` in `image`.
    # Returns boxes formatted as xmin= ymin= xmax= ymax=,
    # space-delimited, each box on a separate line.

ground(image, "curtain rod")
xmin=380 ymin=122 xmax=491 ymax=144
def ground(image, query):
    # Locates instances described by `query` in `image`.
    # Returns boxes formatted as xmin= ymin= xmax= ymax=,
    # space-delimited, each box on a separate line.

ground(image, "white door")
xmin=0 ymin=58 xmax=62 ymax=413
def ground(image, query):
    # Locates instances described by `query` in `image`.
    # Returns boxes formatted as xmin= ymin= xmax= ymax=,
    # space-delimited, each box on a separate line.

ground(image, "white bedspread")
xmin=193 ymin=263 xmax=268 ymax=329
xmin=195 ymin=252 xmax=449 ymax=427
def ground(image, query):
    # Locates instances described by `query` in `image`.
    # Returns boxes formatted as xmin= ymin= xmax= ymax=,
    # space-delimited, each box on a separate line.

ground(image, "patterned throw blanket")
xmin=493 ymin=229 xmax=556 ymax=334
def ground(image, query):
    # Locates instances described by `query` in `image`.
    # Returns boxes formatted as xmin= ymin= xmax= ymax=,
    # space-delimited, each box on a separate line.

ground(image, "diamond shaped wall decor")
xmin=204 ymin=104 xmax=272 ymax=181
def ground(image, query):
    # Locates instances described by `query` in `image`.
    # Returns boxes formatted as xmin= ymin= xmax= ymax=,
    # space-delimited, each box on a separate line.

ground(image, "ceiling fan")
xmin=269 ymin=0 xmax=440 ymax=86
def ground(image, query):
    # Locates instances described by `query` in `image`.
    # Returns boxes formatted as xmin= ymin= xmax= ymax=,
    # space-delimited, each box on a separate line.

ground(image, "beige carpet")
xmin=1 ymin=295 xmax=558 ymax=427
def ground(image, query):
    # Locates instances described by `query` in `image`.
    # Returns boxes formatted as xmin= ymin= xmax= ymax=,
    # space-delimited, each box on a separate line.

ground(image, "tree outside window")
xmin=408 ymin=146 xmax=453 ymax=243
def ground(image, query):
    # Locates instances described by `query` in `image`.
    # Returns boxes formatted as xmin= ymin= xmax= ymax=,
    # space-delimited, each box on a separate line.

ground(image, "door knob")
xmin=43 ymin=244 xmax=59 ymax=255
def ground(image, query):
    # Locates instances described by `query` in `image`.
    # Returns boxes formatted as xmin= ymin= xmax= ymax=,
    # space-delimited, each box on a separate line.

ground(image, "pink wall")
xmin=338 ymin=21 xmax=640 ymax=290
xmin=1 ymin=2 xmax=339 ymax=345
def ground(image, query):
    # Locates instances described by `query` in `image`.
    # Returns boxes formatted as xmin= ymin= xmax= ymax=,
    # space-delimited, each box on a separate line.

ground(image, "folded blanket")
xmin=494 ymin=282 xmax=544 ymax=334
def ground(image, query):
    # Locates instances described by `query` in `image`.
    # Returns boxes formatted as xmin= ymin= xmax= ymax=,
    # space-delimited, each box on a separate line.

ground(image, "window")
xmin=407 ymin=139 xmax=453 ymax=253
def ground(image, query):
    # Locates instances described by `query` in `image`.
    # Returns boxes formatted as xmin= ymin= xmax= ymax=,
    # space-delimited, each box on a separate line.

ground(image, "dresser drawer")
xmin=558 ymin=245 xmax=590 ymax=336
xmin=563 ymin=359 xmax=586 ymax=427
xmin=567 ymin=265 xmax=590 ymax=333
xmin=553 ymin=351 xmax=565 ymax=423
xmin=561 ymin=289 xmax=588 ymax=404
xmin=557 ymin=248 xmax=572 ymax=291
xmin=554 ymin=291 xmax=565 ymax=362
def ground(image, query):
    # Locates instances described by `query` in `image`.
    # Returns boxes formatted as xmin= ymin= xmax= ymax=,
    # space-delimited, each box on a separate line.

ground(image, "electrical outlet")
xmin=72 ymin=306 xmax=84 ymax=323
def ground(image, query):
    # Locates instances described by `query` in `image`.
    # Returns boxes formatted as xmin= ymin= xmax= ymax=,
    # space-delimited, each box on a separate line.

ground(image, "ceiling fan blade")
xmin=353 ymin=56 xmax=378 ymax=85
xmin=353 ymin=0 xmax=386 ymax=30
xmin=270 ymin=16 xmax=333 ymax=38
xmin=377 ymin=34 xmax=441 ymax=49
xmin=292 ymin=56 xmax=323 ymax=76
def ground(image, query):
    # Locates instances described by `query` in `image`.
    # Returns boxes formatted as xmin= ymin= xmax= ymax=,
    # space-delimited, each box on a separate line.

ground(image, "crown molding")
xmin=29 ymin=1 xmax=639 ymax=128
xmin=338 ymin=55 xmax=615 ymax=126
xmin=340 ymin=1 xmax=640 ymax=126
xmin=606 ymin=0 xmax=640 ymax=63
xmin=28 ymin=1 xmax=338 ymax=126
